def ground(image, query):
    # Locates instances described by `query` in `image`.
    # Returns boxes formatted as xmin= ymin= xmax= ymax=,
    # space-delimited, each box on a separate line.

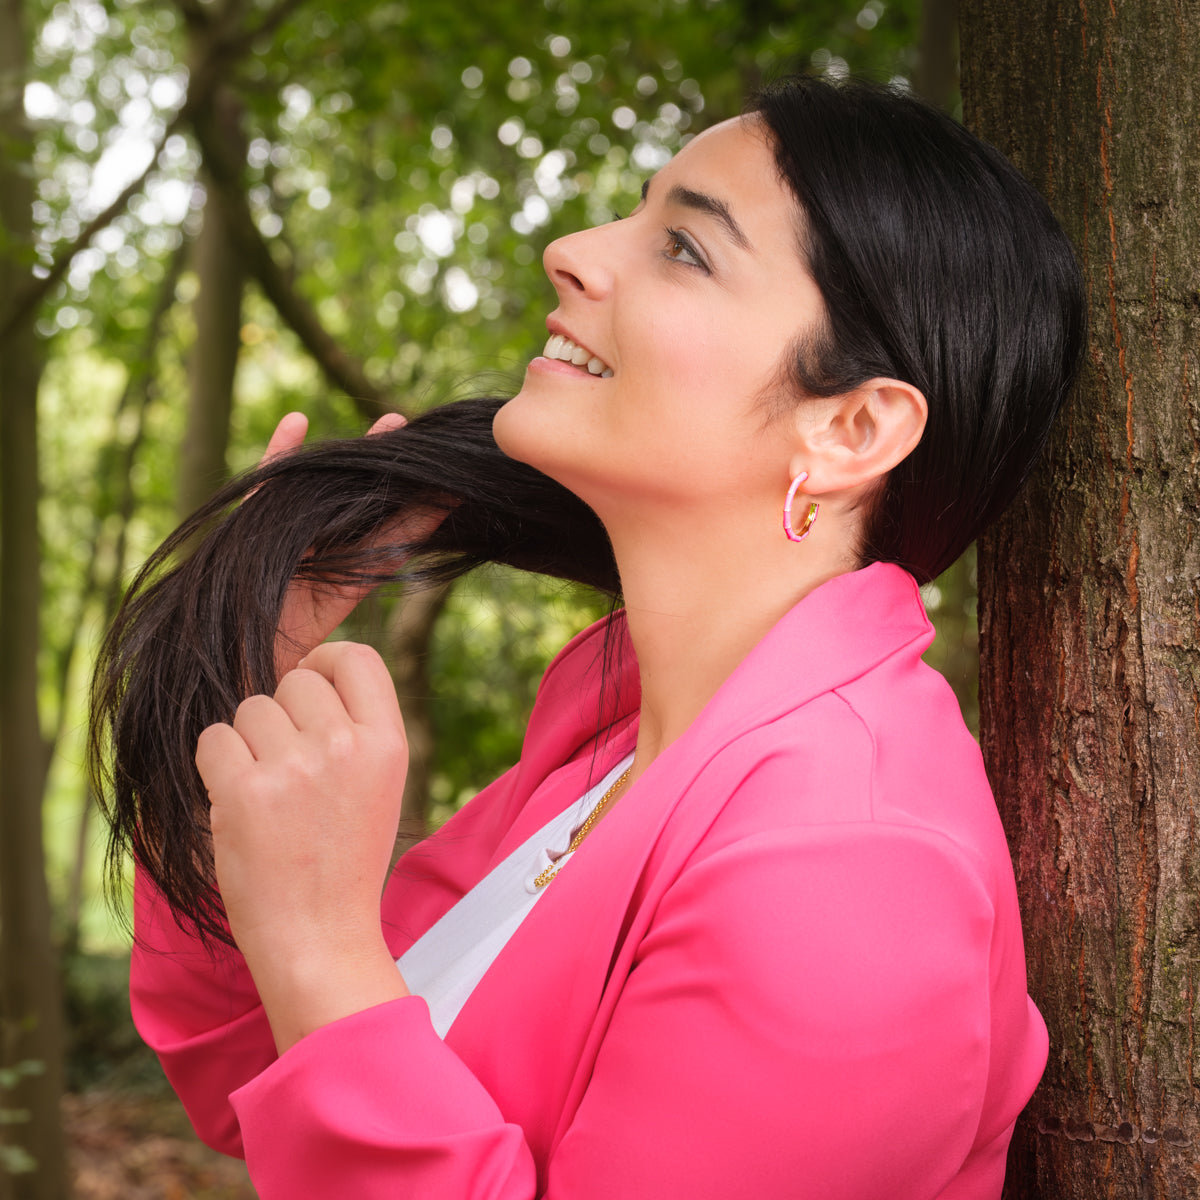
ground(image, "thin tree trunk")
xmin=914 ymin=0 xmax=958 ymax=113
xmin=177 ymin=84 xmax=247 ymax=518
xmin=61 ymin=245 xmax=186 ymax=950
xmin=388 ymin=581 xmax=454 ymax=843
xmin=961 ymin=0 xmax=1200 ymax=1196
xmin=0 ymin=1 xmax=67 ymax=1194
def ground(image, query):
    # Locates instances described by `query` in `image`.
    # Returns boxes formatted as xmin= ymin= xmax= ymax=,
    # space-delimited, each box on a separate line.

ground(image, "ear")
xmin=788 ymin=379 xmax=927 ymax=494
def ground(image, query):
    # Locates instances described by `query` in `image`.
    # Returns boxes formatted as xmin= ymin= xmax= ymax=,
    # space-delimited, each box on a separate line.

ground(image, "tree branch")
xmin=239 ymin=0 xmax=307 ymax=48
xmin=233 ymin=196 xmax=395 ymax=421
xmin=0 ymin=112 xmax=188 ymax=342
xmin=173 ymin=0 xmax=211 ymax=28
xmin=0 ymin=0 xmax=305 ymax=344
xmin=189 ymin=111 xmax=396 ymax=422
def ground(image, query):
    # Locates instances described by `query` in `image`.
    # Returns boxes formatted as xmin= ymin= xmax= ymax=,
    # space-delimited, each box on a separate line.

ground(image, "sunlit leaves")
xmin=24 ymin=0 xmax=924 ymax=936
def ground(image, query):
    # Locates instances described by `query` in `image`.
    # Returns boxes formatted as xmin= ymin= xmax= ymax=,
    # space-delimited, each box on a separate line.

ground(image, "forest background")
xmin=2 ymin=0 xmax=1164 ymax=1196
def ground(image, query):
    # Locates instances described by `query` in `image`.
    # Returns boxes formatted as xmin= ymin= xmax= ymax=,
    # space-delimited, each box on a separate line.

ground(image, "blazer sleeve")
xmin=219 ymin=821 xmax=1003 ymax=1200
xmin=129 ymin=866 xmax=275 ymax=1158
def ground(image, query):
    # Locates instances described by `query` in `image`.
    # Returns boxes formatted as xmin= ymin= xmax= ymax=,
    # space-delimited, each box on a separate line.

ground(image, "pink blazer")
xmin=132 ymin=563 xmax=1047 ymax=1199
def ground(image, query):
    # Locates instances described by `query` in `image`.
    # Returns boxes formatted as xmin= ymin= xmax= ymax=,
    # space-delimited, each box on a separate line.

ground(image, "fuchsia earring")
xmin=783 ymin=472 xmax=820 ymax=543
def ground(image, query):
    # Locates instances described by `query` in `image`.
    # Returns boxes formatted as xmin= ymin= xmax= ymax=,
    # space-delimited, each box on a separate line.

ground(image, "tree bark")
xmin=176 ymin=7 xmax=249 ymax=518
xmin=914 ymin=0 xmax=959 ymax=113
xmin=388 ymin=580 xmax=454 ymax=843
xmin=0 ymin=0 xmax=67 ymax=1194
xmin=177 ymin=164 xmax=245 ymax=516
xmin=961 ymin=1 xmax=1200 ymax=1196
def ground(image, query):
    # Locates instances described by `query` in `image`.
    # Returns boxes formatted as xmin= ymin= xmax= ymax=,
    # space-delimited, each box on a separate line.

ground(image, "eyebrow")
xmin=642 ymin=178 xmax=751 ymax=251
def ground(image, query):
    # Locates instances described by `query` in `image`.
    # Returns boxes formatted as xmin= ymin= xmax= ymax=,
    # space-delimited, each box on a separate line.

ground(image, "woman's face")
xmin=494 ymin=115 xmax=826 ymax=528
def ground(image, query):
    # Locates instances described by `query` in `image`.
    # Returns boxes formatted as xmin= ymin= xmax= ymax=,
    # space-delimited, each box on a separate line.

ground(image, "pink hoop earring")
xmin=783 ymin=473 xmax=819 ymax=543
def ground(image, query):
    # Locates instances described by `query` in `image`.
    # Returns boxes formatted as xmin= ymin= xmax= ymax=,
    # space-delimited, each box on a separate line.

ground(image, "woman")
xmin=93 ymin=75 xmax=1086 ymax=1198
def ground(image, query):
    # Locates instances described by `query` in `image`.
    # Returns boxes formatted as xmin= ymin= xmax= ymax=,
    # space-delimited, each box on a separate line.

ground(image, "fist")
xmin=196 ymin=640 xmax=408 ymax=962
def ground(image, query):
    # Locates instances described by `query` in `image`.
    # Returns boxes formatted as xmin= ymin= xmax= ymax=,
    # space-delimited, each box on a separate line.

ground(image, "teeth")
xmin=542 ymin=334 xmax=613 ymax=378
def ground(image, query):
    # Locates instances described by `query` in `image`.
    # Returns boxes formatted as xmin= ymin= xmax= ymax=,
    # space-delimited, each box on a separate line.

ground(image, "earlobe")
xmin=790 ymin=378 xmax=927 ymax=494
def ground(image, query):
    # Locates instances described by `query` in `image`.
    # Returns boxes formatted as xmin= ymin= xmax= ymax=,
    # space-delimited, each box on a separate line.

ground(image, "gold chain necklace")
xmin=533 ymin=767 xmax=633 ymax=889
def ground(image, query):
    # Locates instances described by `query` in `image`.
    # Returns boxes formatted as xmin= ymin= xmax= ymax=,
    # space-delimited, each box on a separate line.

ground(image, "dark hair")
xmin=750 ymin=76 xmax=1086 ymax=581
xmin=91 ymin=399 xmax=616 ymax=942
xmin=91 ymin=75 xmax=1085 ymax=942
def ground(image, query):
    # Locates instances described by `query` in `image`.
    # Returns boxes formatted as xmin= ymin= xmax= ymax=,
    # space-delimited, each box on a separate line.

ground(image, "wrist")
xmin=243 ymin=931 xmax=410 ymax=1055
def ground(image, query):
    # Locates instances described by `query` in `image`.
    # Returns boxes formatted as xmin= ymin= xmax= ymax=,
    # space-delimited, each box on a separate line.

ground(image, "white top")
xmin=396 ymin=754 xmax=634 ymax=1037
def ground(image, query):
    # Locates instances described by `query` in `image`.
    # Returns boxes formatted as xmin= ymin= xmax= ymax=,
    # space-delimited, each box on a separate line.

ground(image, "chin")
xmin=492 ymin=389 xmax=567 ymax=476
xmin=494 ymin=393 xmax=611 ymax=519
xmin=491 ymin=393 xmax=533 ymax=464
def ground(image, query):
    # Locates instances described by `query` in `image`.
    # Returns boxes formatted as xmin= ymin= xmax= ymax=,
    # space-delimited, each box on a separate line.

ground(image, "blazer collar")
xmin=494 ymin=562 xmax=931 ymax=857
xmin=531 ymin=561 xmax=930 ymax=761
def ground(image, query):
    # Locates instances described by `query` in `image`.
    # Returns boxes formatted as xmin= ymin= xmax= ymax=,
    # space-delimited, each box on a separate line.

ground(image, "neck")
xmin=604 ymin=503 xmax=854 ymax=783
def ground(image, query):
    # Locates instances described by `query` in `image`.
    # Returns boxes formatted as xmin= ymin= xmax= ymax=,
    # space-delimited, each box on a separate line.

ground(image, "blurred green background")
xmin=2 ymin=0 xmax=968 ymax=1192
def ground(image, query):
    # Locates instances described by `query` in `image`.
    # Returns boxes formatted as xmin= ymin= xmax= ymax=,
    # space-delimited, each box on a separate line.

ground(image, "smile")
xmin=542 ymin=334 xmax=614 ymax=377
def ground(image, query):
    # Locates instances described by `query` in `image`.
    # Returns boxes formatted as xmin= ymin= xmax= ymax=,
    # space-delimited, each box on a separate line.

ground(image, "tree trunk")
xmin=177 ymin=86 xmax=247 ymax=518
xmin=388 ymin=580 xmax=454 ymax=843
xmin=914 ymin=0 xmax=959 ymax=113
xmin=0 ymin=0 xmax=68 ymax=1194
xmin=961 ymin=1 xmax=1200 ymax=1196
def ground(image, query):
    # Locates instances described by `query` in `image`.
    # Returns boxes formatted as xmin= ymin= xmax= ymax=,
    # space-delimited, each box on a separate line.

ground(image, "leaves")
xmin=26 ymin=0 xmax=924 ymax=940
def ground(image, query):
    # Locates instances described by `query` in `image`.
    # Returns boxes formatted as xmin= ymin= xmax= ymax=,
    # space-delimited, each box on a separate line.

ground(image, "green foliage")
xmin=428 ymin=570 xmax=612 ymax=822
xmin=60 ymin=951 xmax=162 ymax=1091
xmin=0 ymin=1058 xmax=42 ymax=1175
xmin=25 ymin=0 xmax=938 ymax=963
xmin=921 ymin=546 xmax=979 ymax=734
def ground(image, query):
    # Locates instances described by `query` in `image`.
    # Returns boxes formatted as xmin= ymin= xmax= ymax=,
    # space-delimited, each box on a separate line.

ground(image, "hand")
xmin=258 ymin=411 xmax=417 ymax=677
xmin=197 ymin=640 xmax=411 ymax=1051
xmin=257 ymin=408 xmax=408 ymax=466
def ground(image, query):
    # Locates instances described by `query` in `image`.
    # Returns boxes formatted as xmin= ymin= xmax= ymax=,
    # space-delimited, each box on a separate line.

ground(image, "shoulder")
xmin=707 ymin=660 xmax=995 ymax=839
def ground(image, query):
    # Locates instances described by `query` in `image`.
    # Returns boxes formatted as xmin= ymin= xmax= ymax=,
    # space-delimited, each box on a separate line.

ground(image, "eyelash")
xmin=607 ymin=207 xmax=708 ymax=272
xmin=664 ymin=228 xmax=707 ymax=272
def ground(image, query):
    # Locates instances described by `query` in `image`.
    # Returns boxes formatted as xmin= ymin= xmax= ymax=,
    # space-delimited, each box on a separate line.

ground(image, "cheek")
xmin=645 ymin=321 xmax=781 ymax=432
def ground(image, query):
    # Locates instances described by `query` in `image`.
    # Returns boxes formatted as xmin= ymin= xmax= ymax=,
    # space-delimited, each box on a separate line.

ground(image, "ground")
xmin=64 ymin=1088 xmax=257 ymax=1200
xmin=57 ymin=948 xmax=257 ymax=1197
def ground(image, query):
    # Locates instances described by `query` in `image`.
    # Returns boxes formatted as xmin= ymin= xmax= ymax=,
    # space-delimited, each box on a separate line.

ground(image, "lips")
xmin=542 ymin=333 xmax=613 ymax=377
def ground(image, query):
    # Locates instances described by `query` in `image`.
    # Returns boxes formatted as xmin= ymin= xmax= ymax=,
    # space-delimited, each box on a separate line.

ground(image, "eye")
xmin=664 ymin=228 xmax=708 ymax=271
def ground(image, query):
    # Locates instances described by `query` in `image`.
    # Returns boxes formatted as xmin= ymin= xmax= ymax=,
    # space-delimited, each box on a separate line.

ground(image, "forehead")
xmin=660 ymin=115 xmax=801 ymax=251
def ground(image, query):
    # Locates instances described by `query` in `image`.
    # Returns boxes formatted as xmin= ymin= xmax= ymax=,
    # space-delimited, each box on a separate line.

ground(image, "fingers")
xmin=259 ymin=410 xmax=403 ymax=476
xmin=196 ymin=647 xmax=396 ymax=794
xmin=296 ymin=641 xmax=403 ymax=728
xmin=367 ymin=411 xmax=407 ymax=437
xmin=195 ymin=720 xmax=255 ymax=794
xmin=260 ymin=412 xmax=309 ymax=466
xmin=271 ymin=666 xmax=349 ymax=733
xmin=232 ymin=691 xmax=308 ymax=757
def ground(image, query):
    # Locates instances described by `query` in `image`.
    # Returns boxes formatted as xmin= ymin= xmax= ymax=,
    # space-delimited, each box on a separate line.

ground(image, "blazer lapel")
xmin=442 ymin=564 xmax=932 ymax=1170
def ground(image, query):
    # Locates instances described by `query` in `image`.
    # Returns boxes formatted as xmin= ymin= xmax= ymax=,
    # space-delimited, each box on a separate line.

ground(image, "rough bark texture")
xmin=961 ymin=1 xmax=1200 ymax=1196
xmin=0 ymin=0 xmax=68 ymax=1195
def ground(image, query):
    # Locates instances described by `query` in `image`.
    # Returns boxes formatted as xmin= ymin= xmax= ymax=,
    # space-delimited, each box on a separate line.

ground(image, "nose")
xmin=543 ymin=225 xmax=615 ymax=300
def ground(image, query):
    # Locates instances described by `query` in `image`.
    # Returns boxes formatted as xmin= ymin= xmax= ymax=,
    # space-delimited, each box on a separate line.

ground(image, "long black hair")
xmin=750 ymin=77 xmax=1086 ymax=579
xmin=91 ymin=75 xmax=1086 ymax=943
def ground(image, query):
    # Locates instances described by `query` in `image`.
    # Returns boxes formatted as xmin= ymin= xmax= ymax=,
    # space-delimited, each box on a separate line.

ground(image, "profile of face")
xmin=493 ymin=115 xmax=828 ymax=535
